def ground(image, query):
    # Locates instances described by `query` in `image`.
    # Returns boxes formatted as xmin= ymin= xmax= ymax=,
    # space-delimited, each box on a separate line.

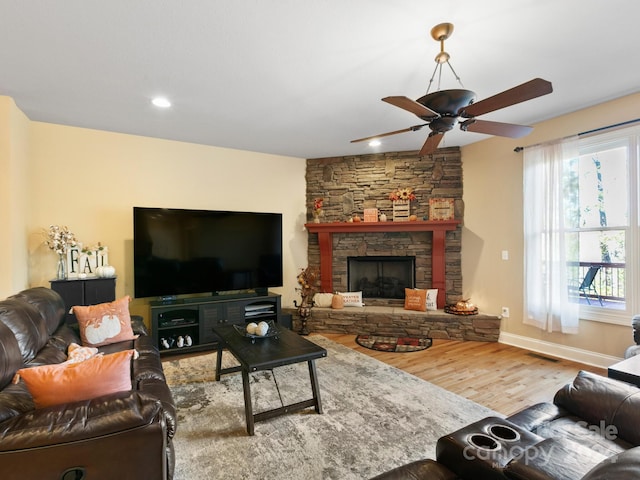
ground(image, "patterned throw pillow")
xmin=72 ymin=296 xmax=138 ymax=347
xmin=67 ymin=342 xmax=99 ymax=363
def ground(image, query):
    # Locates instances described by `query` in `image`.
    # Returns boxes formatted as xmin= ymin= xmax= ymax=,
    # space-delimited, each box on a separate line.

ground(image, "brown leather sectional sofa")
xmin=373 ymin=370 xmax=640 ymax=480
xmin=0 ymin=287 xmax=176 ymax=480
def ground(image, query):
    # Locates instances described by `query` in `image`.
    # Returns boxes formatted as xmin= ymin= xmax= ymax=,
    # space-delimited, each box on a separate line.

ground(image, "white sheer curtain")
xmin=523 ymin=136 xmax=580 ymax=333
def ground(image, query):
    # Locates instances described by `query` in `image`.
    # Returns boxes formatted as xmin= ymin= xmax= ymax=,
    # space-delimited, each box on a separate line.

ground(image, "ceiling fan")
xmin=351 ymin=23 xmax=553 ymax=156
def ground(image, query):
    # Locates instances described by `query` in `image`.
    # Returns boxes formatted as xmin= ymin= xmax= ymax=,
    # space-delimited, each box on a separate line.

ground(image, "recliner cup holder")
xmin=467 ymin=433 xmax=500 ymax=451
xmin=488 ymin=424 xmax=521 ymax=442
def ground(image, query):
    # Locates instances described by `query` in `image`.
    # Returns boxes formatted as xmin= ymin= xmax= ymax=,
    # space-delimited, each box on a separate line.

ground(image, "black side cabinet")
xmin=50 ymin=277 xmax=116 ymax=325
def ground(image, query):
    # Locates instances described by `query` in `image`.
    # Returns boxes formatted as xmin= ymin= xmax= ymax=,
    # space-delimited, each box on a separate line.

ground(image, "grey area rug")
xmin=163 ymin=335 xmax=499 ymax=480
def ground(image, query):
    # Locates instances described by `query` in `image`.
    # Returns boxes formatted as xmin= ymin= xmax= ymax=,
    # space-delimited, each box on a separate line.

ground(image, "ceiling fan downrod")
xmin=426 ymin=22 xmax=465 ymax=94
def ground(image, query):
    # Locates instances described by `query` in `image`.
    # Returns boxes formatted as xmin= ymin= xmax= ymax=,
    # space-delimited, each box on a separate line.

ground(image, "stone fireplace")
xmin=289 ymin=148 xmax=503 ymax=341
xmin=305 ymin=147 xmax=464 ymax=306
xmin=348 ymin=256 xmax=415 ymax=299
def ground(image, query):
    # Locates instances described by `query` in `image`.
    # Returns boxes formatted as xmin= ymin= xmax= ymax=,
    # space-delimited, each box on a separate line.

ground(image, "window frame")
xmin=574 ymin=126 xmax=639 ymax=325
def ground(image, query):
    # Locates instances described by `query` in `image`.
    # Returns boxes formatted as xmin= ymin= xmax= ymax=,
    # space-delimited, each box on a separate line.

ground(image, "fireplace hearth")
xmin=348 ymin=256 xmax=415 ymax=299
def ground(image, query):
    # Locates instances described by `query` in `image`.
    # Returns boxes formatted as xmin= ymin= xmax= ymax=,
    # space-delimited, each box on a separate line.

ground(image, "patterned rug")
xmin=163 ymin=335 xmax=497 ymax=480
xmin=355 ymin=334 xmax=433 ymax=352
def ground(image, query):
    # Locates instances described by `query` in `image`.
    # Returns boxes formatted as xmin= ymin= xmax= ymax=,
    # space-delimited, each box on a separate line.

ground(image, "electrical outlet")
xmin=501 ymin=307 xmax=510 ymax=318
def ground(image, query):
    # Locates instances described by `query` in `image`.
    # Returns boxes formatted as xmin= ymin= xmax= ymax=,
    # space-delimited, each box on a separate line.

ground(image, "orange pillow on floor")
xmin=15 ymin=349 xmax=135 ymax=408
xmin=73 ymin=296 xmax=138 ymax=347
xmin=404 ymin=288 xmax=427 ymax=311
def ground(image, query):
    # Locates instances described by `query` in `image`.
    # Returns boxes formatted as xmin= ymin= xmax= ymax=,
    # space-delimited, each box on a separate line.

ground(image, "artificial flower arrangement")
xmin=296 ymin=266 xmax=320 ymax=303
xmin=81 ymin=242 xmax=107 ymax=256
xmin=44 ymin=225 xmax=77 ymax=254
xmin=312 ymin=197 xmax=324 ymax=217
xmin=388 ymin=187 xmax=417 ymax=202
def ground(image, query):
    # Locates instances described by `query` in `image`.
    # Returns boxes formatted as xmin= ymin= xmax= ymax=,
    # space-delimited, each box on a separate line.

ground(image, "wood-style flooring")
xmin=319 ymin=333 xmax=607 ymax=416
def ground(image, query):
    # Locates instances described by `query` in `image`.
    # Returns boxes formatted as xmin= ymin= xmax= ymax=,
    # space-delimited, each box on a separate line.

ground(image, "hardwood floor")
xmin=318 ymin=333 xmax=607 ymax=416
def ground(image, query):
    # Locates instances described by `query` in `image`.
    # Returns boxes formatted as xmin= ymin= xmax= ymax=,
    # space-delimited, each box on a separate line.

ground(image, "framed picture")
xmin=429 ymin=198 xmax=455 ymax=221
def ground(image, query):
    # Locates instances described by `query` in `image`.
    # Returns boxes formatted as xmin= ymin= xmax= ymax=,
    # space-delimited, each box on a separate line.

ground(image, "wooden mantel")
xmin=305 ymin=220 xmax=460 ymax=308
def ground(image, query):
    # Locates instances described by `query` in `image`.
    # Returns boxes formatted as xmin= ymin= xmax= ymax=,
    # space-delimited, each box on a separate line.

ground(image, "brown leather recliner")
xmin=0 ymin=287 xmax=176 ymax=480
xmin=372 ymin=370 xmax=640 ymax=480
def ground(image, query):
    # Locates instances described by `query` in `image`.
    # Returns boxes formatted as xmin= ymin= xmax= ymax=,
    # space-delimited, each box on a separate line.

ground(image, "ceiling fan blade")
xmin=351 ymin=124 xmax=428 ymax=143
xmin=382 ymin=96 xmax=439 ymax=118
xmin=419 ymin=133 xmax=444 ymax=156
xmin=459 ymin=78 xmax=553 ymax=118
xmin=460 ymin=119 xmax=533 ymax=138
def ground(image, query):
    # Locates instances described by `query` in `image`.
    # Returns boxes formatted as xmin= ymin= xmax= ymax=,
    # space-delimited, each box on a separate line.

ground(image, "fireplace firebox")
xmin=348 ymin=256 xmax=415 ymax=299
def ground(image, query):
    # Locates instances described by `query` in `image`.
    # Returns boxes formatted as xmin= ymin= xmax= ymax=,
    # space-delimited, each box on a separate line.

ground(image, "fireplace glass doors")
xmin=347 ymin=256 xmax=415 ymax=299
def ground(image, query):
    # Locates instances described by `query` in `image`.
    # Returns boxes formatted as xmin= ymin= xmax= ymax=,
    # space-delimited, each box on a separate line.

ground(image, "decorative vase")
xmin=379 ymin=212 xmax=387 ymax=222
xmin=313 ymin=215 xmax=321 ymax=223
xmin=56 ymin=253 xmax=67 ymax=280
xmin=295 ymin=294 xmax=314 ymax=335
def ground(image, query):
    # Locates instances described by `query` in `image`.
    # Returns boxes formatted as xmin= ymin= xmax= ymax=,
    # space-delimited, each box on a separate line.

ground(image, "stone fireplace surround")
xmin=305 ymin=148 xmax=464 ymax=304
xmin=295 ymin=148 xmax=501 ymax=341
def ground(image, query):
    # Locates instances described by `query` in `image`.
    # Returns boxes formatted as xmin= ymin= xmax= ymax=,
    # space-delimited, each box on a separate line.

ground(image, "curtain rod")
xmin=513 ymin=118 xmax=640 ymax=153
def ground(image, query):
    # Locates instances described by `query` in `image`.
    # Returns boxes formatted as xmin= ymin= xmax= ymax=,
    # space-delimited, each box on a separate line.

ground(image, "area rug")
xmin=164 ymin=335 xmax=498 ymax=480
xmin=355 ymin=334 xmax=433 ymax=352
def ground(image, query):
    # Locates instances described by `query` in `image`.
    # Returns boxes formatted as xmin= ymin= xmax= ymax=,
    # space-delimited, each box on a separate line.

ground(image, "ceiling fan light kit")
xmin=351 ymin=22 xmax=553 ymax=155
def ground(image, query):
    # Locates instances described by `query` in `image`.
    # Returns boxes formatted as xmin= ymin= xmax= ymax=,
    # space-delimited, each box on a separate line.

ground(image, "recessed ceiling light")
xmin=151 ymin=97 xmax=171 ymax=108
xmin=368 ymin=139 xmax=381 ymax=147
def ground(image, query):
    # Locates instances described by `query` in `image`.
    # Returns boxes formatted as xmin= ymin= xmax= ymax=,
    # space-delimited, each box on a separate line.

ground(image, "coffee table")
xmin=212 ymin=323 xmax=327 ymax=435
xmin=608 ymin=354 xmax=640 ymax=387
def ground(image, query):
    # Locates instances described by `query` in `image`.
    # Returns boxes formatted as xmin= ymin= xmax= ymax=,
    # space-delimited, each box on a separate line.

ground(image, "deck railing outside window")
xmin=568 ymin=261 xmax=626 ymax=306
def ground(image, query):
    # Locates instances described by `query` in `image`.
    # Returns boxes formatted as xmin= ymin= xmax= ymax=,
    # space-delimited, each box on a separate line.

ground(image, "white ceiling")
xmin=1 ymin=1 xmax=639 ymax=159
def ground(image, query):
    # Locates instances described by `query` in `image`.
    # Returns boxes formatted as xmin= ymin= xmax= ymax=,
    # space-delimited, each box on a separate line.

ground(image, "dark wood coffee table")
xmin=212 ymin=323 xmax=327 ymax=435
xmin=608 ymin=355 xmax=640 ymax=387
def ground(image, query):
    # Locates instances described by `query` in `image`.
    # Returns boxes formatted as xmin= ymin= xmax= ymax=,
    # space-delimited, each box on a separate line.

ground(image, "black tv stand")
xmin=151 ymin=292 xmax=282 ymax=356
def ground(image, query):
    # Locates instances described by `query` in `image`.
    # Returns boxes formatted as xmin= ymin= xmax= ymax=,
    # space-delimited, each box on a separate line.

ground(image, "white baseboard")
xmin=499 ymin=332 xmax=623 ymax=369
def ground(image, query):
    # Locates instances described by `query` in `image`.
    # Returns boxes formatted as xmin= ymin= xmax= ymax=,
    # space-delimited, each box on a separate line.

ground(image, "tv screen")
xmin=133 ymin=207 xmax=283 ymax=299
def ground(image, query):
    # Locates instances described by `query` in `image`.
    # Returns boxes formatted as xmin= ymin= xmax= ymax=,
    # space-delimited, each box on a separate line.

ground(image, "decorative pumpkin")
xmin=246 ymin=322 xmax=258 ymax=335
xmin=96 ymin=265 xmax=116 ymax=278
xmin=331 ymin=294 xmax=344 ymax=309
xmin=256 ymin=321 xmax=269 ymax=336
xmin=456 ymin=299 xmax=476 ymax=311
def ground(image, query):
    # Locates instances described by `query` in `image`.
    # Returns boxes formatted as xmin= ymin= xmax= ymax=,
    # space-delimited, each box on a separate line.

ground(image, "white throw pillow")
xmin=338 ymin=291 xmax=364 ymax=307
xmin=313 ymin=293 xmax=334 ymax=308
xmin=426 ymin=289 xmax=438 ymax=311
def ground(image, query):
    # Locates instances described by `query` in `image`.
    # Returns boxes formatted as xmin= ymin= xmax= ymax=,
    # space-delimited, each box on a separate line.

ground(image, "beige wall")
xmin=0 ymin=97 xmax=30 ymax=296
xmin=0 ymin=98 xmax=309 ymax=320
xmin=4 ymin=92 xmax=638 ymax=361
xmin=461 ymin=92 xmax=640 ymax=360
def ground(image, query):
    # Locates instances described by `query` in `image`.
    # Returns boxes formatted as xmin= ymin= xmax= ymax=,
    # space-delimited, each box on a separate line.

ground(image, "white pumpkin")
xmin=255 ymin=321 xmax=269 ymax=336
xmin=246 ymin=322 xmax=258 ymax=335
xmin=95 ymin=265 xmax=116 ymax=278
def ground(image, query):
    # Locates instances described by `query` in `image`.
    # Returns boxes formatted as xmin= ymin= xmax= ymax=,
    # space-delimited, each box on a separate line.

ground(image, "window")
xmin=525 ymin=124 xmax=639 ymax=327
xmin=571 ymin=126 xmax=639 ymax=324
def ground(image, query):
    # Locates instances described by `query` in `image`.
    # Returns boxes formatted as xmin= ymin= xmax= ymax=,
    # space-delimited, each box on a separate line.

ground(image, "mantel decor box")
xmin=428 ymin=198 xmax=455 ymax=221
xmin=363 ymin=208 xmax=379 ymax=222
xmin=392 ymin=200 xmax=410 ymax=222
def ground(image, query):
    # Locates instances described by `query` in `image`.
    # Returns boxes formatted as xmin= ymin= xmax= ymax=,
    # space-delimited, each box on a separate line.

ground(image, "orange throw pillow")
xmin=73 ymin=296 xmax=138 ymax=347
xmin=15 ymin=349 xmax=135 ymax=408
xmin=404 ymin=288 xmax=427 ymax=311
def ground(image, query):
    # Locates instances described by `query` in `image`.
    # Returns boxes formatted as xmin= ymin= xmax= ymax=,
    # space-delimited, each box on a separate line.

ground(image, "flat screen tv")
xmin=133 ymin=207 xmax=283 ymax=299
